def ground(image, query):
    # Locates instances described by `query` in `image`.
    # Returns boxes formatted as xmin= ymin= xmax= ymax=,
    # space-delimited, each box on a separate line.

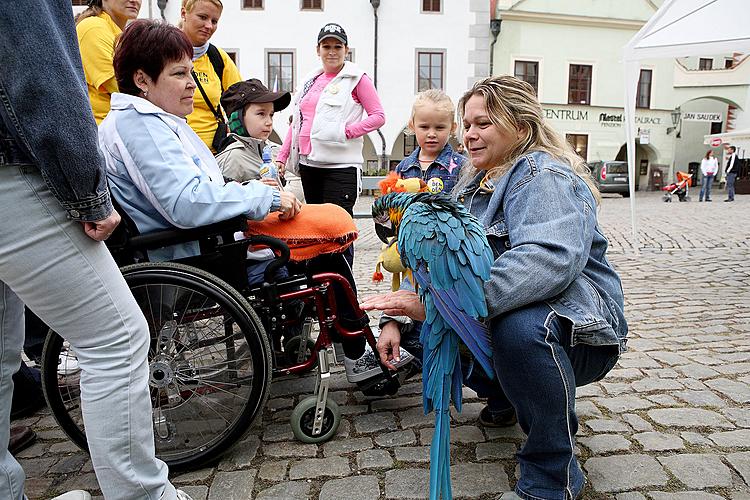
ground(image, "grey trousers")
xmin=0 ymin=165 xmax=175 ymax=499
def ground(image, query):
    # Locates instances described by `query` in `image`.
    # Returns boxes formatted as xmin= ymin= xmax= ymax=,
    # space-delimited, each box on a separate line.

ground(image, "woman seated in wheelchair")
xmin=98 ymin=19 xmax=374 ymax=372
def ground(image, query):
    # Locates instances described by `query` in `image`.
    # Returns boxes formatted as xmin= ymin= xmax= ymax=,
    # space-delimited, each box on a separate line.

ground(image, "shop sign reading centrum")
xmin=542 ymin=107 xmax=663 ymax=128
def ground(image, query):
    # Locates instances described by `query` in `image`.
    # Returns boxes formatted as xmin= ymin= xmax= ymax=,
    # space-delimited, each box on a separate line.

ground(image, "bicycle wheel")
xmin=42 ymin=262 xmax=273 ymax=471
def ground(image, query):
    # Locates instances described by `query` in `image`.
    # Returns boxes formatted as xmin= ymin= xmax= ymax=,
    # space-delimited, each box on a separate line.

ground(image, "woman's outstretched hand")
xmin=359 ymin=290 xmax=426 ymax=322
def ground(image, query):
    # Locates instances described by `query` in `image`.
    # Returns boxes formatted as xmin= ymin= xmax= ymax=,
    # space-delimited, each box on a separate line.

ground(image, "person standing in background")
xmin=724 ymin=145 xmax=738 ymax=202
xmin=76 ymin=0 xmax=142 ymax=124
xmin=180 ymin=0 xmax=242 ymax=152
xmin=277 ymin=23 xmax=385 ymax=266
xmin=699 ymin=150 xmax=718 ymax=202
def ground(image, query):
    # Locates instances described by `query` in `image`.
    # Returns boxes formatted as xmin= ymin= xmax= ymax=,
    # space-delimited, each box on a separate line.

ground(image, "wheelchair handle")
xmin=244 ymin=234 xmax=291 ymax=282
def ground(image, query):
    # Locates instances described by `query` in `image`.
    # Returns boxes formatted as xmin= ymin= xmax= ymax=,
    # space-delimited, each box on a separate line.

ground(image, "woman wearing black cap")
xmin=276 ymin=23 xmax=385 ymax=265
xmin=216 ymin=78 xmax=292 ymax=183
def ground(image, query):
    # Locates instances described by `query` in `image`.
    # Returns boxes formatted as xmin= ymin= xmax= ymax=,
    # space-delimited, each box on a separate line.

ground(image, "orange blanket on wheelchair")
xmin=244 ymin=203 xmax=358 ymax=262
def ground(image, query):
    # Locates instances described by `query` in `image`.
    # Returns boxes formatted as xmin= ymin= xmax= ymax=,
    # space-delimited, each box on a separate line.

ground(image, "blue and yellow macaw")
xmin=372 ymin=192 xmax=494 ymax=500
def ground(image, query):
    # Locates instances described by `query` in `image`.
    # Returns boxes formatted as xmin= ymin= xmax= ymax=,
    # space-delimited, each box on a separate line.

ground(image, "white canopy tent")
xmin=622 ymin=0 xmax=750 ymax=243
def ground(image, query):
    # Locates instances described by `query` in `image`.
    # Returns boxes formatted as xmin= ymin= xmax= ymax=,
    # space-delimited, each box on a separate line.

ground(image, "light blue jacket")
xmin=456 ymin=151 xmax=627 ymax=352
xmin=99 ymin=93 xmax=280 ymax=260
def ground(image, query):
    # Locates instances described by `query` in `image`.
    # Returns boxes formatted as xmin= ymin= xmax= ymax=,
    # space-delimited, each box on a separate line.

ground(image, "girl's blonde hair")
xmin=456 ymin=76 xmax=600 ymax=203
xmin=408 ymin=89 xmax=455 ymax=129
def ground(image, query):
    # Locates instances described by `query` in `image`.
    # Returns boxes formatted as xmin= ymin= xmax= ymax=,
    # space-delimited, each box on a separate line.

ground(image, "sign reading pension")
xmin=682 ymin=112 xmax=722 ymax=122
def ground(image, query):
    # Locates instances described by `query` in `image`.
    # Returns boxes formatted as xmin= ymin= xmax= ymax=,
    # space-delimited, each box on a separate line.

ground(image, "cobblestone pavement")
xmin=16 ymin=191 xmax=750 ymax=499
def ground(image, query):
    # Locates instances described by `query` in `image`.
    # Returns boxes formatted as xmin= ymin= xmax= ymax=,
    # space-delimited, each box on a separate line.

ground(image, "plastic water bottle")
xmin=259 ymin=145 xmax=283 ymax=190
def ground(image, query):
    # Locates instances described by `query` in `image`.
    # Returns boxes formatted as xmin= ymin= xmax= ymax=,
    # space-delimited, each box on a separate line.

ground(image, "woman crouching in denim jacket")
xmin=362 ymin=76 xmax=627 ymax=500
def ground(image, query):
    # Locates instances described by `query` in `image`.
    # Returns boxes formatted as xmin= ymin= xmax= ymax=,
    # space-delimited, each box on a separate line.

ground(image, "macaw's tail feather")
xmin=429 ymin=406 xmax=453 ymax=500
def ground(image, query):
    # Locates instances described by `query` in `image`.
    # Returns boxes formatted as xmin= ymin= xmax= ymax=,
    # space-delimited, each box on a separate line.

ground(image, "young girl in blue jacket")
xmin=363 ymin=76 xmax=627 ymax=499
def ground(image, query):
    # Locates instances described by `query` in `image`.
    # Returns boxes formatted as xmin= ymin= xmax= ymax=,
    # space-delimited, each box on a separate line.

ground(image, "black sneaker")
xmin=478 ymin=406 xmax=517 ymax=427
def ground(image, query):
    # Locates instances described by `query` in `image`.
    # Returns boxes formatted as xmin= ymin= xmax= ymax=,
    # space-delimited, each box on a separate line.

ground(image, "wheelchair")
xmin=40 ymin=214 xmax=401 ymax=471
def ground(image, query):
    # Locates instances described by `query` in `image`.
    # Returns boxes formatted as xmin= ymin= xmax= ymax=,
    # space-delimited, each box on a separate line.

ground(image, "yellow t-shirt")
xmin=76 ymin=12 xmax=121 ymax=124
xmin=187 ymin=48 xmax=242 ymax=152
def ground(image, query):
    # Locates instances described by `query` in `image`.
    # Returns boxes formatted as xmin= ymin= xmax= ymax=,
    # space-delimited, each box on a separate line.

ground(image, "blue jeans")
xmin=699 ymin=174 xmax=715 ymax=201
xmin=490 ymin=302 xmax=619 ymax=500
xmin=0 ymin=165 xmax=176 ymax=500
xmin=726 ymin=172 xmax=737 ymax=200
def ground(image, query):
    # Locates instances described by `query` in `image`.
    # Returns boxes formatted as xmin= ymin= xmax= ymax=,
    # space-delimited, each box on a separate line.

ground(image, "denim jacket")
xmin=396 ymin=144 xmax=467 ymax=194
xmin=457 ymin=151 xmax=628 ymax=352
xmin=0 ymin=1 xmax=112 ymax=221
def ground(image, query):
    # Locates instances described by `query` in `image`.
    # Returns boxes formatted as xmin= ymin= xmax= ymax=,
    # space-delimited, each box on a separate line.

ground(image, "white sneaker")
xmin=51 ymin=491 xmax=92 ymax=500
xmin=58 ymin=348 xmax=81 ymax=375
xmin=176 ymin=489 xmax=194 ymax=500
xmin=344 ymin=342 xmax=414 ymax=383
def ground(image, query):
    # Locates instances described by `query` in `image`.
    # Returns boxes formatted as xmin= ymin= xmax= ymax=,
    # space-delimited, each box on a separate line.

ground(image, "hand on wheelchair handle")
xmin=82 ymin=209 xmax=121 ymax=241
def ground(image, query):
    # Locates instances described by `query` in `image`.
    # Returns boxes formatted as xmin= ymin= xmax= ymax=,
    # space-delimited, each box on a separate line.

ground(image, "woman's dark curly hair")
xmin=113 ymin=19 xmax=193 ymax=96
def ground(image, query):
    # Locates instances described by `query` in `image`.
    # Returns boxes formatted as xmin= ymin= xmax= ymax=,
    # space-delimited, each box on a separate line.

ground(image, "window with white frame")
xmin=699 ymin=58 xmax=713 ymax=70
xmin=514 ymin=60 xmax=538 ymax=94
xmin=417 ymin=51 xmax=444 ymax=91
xmin=421 ymin=0 xmax=441 ymax=13
xmin=566 ymin=134 xmax=588 ymax=161
xmin=242 ymin=0 xmax=263 ymax=8
xmin=267 ymin=51 xmax=294 ymax=92
xmin=568 ymin=64 xmax=592 ymax=105
xmin=301 ymin=0 xmax=322 ymax=10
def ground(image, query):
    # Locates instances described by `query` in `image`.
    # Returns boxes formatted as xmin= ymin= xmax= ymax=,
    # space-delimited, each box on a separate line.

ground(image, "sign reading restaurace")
xmin=682 ymin=112 xmax=722 ymax=122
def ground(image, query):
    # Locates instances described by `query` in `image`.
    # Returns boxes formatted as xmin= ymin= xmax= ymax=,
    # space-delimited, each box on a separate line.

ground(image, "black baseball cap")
xmin=220 ymin=79 xmax=291 ymax=115
xmin=317 ymin=23 xmax=348 ymax=45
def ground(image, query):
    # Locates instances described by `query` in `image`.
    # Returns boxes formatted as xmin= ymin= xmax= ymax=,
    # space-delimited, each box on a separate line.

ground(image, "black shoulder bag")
xmin=192 ymin=44 xmax=228 ymax=152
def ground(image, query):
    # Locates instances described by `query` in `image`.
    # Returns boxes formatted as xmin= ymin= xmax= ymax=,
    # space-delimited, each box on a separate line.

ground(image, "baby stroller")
xmin=662 ymin=171 xmax=692 ymax=202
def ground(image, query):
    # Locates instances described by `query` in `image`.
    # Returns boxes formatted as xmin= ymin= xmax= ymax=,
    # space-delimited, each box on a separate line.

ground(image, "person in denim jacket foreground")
xmin=362 ymin=76 xmax=627 ymax=500
xmin=0 ymin=2 xmax=191 ymax=499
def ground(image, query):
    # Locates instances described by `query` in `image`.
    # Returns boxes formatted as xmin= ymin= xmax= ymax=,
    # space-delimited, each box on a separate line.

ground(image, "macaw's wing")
xmin=414 ymin=267 xmax=494 ymax=379
xmin=399 ymin=201 xmax=492 ymax=317
xmin=400 ymin=200 xmax=495 ymax=377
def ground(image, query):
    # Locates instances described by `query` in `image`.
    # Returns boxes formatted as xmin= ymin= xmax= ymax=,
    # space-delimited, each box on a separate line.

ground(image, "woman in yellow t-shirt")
xmin=76 ymin=0 xmax=142 ymax=124
xmin=180 ymin=0 xmax=242 ymax=152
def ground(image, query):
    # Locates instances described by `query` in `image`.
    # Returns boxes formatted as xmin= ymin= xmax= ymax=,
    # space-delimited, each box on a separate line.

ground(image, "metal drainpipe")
xmin=489 ymin=18 xmax=502 ymax=76
xmin=370 ymin=0 xmax=388 ymax=173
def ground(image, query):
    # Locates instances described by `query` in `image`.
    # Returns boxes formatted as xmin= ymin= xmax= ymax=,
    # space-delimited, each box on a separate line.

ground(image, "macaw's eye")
xmin=374 ymin=213 xmax=390 ymax=226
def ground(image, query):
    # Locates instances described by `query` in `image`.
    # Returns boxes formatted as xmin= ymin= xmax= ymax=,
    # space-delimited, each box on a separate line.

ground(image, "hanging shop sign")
xmin=682 ymin=112 xmax=722 ymax=122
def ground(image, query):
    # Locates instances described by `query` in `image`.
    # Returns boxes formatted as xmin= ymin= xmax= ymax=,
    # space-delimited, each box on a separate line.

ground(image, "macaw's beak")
xmin=375 ymin=222 xmax=395 ymax=244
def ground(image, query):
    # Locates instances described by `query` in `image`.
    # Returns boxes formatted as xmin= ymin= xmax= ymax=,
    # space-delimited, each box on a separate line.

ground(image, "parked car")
xmin=588 ymin=161 xmax=630 ymax=197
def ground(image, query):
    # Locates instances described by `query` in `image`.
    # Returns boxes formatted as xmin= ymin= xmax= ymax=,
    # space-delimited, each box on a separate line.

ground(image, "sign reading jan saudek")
xmin=682 ymin=111 xmax=722 ymax=122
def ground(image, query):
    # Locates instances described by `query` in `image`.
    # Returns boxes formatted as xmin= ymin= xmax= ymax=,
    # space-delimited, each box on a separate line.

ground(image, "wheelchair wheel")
xmin=290 ymin=395 xmax=340 ymax=444
xmin=41 ymin=262 xmax=273 ymax=471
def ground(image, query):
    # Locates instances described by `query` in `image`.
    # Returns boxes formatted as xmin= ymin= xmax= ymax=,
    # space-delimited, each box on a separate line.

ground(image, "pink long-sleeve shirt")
xmin=278 ymin=72 xmax=385 ymax=165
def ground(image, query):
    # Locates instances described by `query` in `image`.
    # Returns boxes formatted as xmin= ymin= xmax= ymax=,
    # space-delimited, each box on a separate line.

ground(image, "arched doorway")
xmin=615 ymin=142 xmax=659 ymax=191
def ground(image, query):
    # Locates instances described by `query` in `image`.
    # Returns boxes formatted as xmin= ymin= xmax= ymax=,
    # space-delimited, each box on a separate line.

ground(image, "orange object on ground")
xmin=245 ymin=203 xmax=358 ymax=262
